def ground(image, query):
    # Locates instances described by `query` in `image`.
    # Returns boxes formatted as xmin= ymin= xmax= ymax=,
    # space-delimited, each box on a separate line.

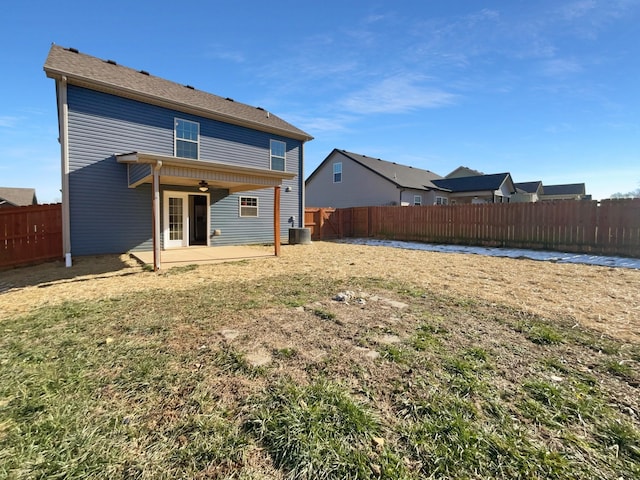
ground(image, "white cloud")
xmin=545 ymin=123 xmax=576 ymax=134
xmin=466 ymin=8 xmax=500 ymax=24
xmin=343 ymin=75 xmax=458 ymax=114
xmin=540 ymin=58 xmax=584 ymax=77
xmin=553 ymin=0 xmax=639 ymax=38
xmin=560 ymin=0 xmax=597 ymax=19
xmin=363 ymin=13 xmax=386 ymax=24
xmin=289 ymin=113 xmax=355 ymax=134
xmin=0 ymin=116 xmax=19 ymax=128
xmin=203 ymin=45 xmax=245 ymax=63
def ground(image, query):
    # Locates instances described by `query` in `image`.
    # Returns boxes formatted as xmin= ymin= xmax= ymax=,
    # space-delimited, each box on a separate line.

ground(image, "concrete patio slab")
xmin=131 ymin=245 xmax=274 ymax=268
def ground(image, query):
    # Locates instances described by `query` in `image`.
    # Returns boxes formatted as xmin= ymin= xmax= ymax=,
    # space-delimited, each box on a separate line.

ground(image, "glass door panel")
xmin=163 ymin=193 xmax=188 ymax=248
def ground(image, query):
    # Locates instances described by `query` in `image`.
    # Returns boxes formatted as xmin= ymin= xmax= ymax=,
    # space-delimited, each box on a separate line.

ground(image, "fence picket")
xmin=1 ymin=204 xmax=63 ymax=268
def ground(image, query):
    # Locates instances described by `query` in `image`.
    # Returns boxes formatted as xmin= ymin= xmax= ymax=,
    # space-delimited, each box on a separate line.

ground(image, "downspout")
xmin=399 ymin=188 xmax=405 ymax=206
xmin=152 ymin=160 xmax=162 ymax=271
xmin=299 ymin=142 xmax=305 ymax=227
xmin=57 ymin=76 xmax=72 ymax=267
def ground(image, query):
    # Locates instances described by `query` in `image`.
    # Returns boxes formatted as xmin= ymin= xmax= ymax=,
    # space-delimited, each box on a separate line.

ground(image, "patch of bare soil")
xmin=1 ymin=241 xmax=639 ymax=344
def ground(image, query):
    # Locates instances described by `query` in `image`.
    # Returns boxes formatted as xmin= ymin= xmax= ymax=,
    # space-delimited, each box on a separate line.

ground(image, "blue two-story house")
xmin=44 ymin=45 xmax=312 ymax=269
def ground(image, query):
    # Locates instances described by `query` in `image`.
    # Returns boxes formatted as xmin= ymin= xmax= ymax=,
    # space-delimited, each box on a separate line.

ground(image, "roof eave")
xmin=44 ymin=67 xmax=313 ymax=142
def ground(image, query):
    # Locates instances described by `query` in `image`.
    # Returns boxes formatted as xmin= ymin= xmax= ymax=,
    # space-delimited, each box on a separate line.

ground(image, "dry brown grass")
xmin=1 ymin=241 xmax=639 ymax=343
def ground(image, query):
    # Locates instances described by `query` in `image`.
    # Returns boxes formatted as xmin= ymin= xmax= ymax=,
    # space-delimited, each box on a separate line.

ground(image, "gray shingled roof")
xmin=445 ymin=166 xmax=484 ymax=178
xmin=433 ymin=173 xmax=515 ymax=193
xmin=0 ymin=187 xmax=37 ymax=206
xmin=43 ymin=45 xmax=312 ymax=141
xmin=337 ymin=150 xmax=445 ymax=191
xmin=542 ymin=183 xmax=586 ymax=196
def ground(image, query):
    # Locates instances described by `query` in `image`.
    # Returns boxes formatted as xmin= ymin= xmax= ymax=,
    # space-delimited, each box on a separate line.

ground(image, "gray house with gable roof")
xmin=305 ymin=149 xmax=447 ymax=208
xmin=44 ymin=45 xmax=312 ymax=268
xmin=306 ymin=149 xmax=516 ymax=208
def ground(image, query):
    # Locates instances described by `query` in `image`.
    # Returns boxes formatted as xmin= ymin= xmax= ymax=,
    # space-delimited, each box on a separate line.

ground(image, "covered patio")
xmin=132 ymin=245 xmax=274 ymax=268
xmin=117 ymin=151 xmax=296 ymax=271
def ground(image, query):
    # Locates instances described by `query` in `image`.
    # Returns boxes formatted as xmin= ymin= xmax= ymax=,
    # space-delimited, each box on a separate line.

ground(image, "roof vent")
xmin=256 ymin=106 xmax=265 ymax=111
xmin=185 ymin=85 xmax=195 ymax=90
xmin=67 ymin=47 xmax=79 ymax=54
xmin=139 ymin=70 xmax=150 ymax=76
xmin=106 ymin=59 xmax=117 ymax=65
xmin=225 ymin=97 xmax=234 ymax=102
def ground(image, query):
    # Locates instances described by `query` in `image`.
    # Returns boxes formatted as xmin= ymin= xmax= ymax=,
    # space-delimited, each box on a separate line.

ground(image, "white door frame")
xmin=163 ymin=191 xmax=210 ymax=249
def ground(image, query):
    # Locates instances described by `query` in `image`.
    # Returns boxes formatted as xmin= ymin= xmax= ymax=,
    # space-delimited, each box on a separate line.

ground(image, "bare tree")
xmin=610 ymin=181 xmax=640 ymax=199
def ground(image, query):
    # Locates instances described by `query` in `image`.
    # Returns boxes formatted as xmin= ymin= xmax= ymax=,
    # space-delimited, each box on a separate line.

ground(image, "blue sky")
xmin=1 ymin=0 xmax=639 ymax=202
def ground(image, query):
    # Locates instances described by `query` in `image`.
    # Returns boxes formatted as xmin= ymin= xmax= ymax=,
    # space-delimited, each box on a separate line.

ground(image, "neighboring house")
xmin=540 ymin=183 xmax=587 ymax=201
xmin=44 ymin=45 xmax=312 ymax=267
xmin=445 ymin=166 xmax=484 ymax=178
xmin=305 ymin=149 xmax=447 ymax=208
xmin=432 ymin=173 xmax=516 ymax=204
xmin=512 ymin=181 xmax=544 ymax=203
xmin=0 ymin=187 xmax=38 ymax=208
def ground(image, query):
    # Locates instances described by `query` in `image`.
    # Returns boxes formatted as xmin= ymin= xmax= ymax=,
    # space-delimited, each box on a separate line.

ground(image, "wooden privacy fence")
xmin=0 ymin=204 xmax=63 ymax=269
xmin=306 ymin=199 xmax=640 ymax=258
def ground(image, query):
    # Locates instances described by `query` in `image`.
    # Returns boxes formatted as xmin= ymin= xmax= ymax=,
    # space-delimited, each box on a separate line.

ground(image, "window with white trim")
xmin=333 ymin=162 xmax=342 ymax=183
xmin=239 ymin=196 xmax=258 ymax=217
xmin=270 ymin=140 xmax=286 ymax=171
xmin=435 ymin=196 xmax=448 ymax=205
xmin=175 ymin=118 xmax=199 ymax=159
xmin=414 ymin=195 xmax=422 ymax=206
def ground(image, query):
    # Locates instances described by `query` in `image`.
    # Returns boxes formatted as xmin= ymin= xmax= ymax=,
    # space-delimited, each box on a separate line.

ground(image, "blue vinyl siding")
xmin=129 ymin=163 xmax=151 ymax=185
xmin=66 ymin=85 xmax=302 ymax=254
xmin=209 ymin=185 xmax=299 ymax=246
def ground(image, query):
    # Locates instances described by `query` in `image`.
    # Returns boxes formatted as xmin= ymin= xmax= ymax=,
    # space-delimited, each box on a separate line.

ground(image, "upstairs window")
xmin=333 ymin=162 xmax=342 ymax=183
xmin=270 ymin=140 xmax=286 ymax=171
xmin=175 ymin=118 xmax=199 ymax=159
xmin=239 ymin=196 xmax=258 ymax=217
xmin=414 ymin=195 xmax=422 ymax=206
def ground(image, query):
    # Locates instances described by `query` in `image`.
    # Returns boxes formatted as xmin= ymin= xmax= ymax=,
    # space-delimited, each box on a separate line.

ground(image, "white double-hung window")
xmin=333 ymin=162 xmax=342 ymax=183
xmin=175 ymin=118 xmax=199 ymax=159
xmin=239 ymin=196 xmax=258 ymax=217
xmin=270 ymin=140 xmax=286 ymax=171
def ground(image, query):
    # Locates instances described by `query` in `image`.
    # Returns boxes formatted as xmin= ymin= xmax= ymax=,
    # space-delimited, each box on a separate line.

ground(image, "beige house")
xmin=512 ymin=181 xmax=544 ymax=203
xmin=539 ymin=183 xmax=588 ymax=201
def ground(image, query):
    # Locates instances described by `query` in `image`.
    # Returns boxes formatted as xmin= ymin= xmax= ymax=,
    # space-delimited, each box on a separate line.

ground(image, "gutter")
xmin=57 ymin=76 xmax=72 ymax=267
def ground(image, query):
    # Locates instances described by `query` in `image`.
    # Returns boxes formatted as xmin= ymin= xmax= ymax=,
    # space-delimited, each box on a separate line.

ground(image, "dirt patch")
xmin=1 ymin=241 xmax=639 ymax=344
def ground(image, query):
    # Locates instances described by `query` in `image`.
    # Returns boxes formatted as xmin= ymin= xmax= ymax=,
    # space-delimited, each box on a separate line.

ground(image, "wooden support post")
xmin=274 ymin=185 xmax=281 ymax=256
xmin=152 ymin=161 xmax=162 ymax=271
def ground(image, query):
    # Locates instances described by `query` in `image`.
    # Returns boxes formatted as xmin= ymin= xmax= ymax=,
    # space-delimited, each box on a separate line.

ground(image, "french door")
xmin=163 ymin=192 xmax=209 ymax=248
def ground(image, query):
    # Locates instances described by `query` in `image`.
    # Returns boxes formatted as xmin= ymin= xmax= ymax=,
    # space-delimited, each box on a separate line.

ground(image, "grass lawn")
xmin=1 ymin=263 xmax=639 ymax=479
